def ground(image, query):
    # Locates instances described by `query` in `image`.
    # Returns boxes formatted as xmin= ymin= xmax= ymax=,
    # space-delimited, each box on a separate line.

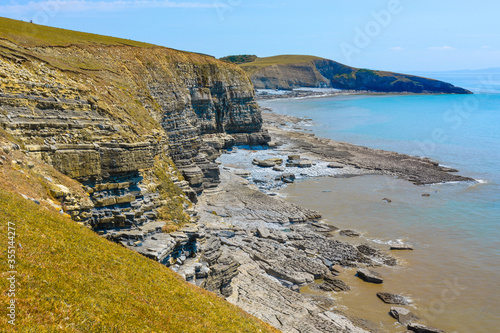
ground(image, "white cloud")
xmin=0 ymin=0 xmax=224 ymax=14
xmin=481 ymin=45 xmax=490 ymax=49
xmin=428 ymin=45 xmax=456 ymax=50
xmin=389 ymin=46 xmax=404 ymax=51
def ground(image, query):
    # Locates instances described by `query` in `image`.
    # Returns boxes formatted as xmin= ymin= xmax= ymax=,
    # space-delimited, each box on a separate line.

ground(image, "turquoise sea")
xmin=260 ymin=72 xmax=500 ymax=332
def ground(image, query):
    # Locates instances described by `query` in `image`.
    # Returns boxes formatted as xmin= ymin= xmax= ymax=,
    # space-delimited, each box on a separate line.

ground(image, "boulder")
xmin=327 ymin=162 xmax=344 ymax=169
xmin=422 ymin=193 xmax=431 ymax=197
xmin=288 ymin=154 xmax=301 ymax=161
xmin=330 ymin=265 xmax=344 ymax=274
xmin=281 ymin=172 xmax=296 ymax=183
xmin=266 ymin=158 xmax=283 ymax=165
xmin=256 ymin=226 xmax=270 ymax=239
xmin=184 ymin=267 xmax=195 ymax=280
xmin=217 ymin=230 xmax=236 ymax=238
xmin=196 ymin=266 xmax=210 ymax=279
xmin=255 ymin=158 xmax=283 ymax=167
xmin=377 ymin=292 xmax=409 ymax=305
xmin=273 ymin=165 xmax=285 ymax=172
xmin=383 ymin=198 xmax=392 ymax=203
xmin=234 ymin=169 xmax=251 ymax=178
xmin=407 ymin=323 xmax=445 ymax=333
xmin=298 ymin=160 xmax=312 ymax=168
xmin=320 ymin=274 xmax=350 ymax=292
xmin=389 ymin=307 xmax=419 ymax=325
xmin=339 ymin=229 xmax=360 ymax=237
xmin=390 ymin=244 xmax=414 ymax=251
xmin=257 ymin=160 xmax=275 ymax=168
xmin=356 ymin=268 xmax=383 ymax=284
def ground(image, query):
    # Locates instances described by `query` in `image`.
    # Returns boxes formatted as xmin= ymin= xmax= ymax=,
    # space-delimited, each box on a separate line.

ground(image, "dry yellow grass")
xmin=0 ymin=169 xmax=279 ymax=332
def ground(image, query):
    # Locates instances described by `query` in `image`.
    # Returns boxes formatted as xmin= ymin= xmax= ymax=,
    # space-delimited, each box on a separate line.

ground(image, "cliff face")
xmin=0 ymin=18 xmax=269 ymax=231
xmin=240 ymin=55 xmax=472 ymax=94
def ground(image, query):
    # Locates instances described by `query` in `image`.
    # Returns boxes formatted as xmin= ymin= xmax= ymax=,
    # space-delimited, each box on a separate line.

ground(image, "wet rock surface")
xmin=389 ymin=307 xmax=419 ymax=326
xmin=189 ymin=169 xmax=398 ymax=332
xmin=377 ymin=292 xmax=410 ymax=305
xmin=407 ymin=322 xmax=446 ymax=333
xmin=357 ymin=268 xmax=384 ymax=284
xmin=263 ymin=110 xmax=474 ymax=185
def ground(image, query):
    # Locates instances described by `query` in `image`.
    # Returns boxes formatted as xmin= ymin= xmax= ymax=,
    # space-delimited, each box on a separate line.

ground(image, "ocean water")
xmin=260 ymin=73 xmax=500 ymax=332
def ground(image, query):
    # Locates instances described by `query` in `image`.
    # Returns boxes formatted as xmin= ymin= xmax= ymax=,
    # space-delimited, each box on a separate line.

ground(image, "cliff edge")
xmin=0 ymin=17 xmax=270 ymax=229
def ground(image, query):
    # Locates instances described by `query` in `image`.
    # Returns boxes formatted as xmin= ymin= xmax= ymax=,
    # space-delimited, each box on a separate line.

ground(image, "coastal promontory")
xmin=231 ymin=54 xmax=472 ymax=94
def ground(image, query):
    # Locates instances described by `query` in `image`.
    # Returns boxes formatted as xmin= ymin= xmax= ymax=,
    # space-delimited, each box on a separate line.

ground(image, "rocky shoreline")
xmin=108 ymin=102 xmax=470 ymax=332
xmin=167 ymin=108 xmax=465 ymax=332
xmin=101 ymin=106 xmax=468 ymax=332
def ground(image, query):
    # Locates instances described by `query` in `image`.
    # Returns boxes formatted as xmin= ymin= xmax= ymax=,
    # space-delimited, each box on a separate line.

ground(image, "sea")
xmin=259 ymin=72 xmax=500 ymax=333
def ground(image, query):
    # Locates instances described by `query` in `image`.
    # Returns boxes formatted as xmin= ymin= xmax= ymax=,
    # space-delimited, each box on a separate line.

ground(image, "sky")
xmin=1 ymin=0 xmax=499 ymax=72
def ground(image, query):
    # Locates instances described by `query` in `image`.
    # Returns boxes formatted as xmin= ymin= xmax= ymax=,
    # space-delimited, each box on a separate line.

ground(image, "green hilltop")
xmin=0 ymin=16 xmax=154 ymax=47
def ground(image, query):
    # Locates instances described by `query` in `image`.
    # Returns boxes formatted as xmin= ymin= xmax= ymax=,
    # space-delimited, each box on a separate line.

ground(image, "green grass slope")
xmin=240 ymin=55 xmax=322 ymax=75
xmin=0 ymin=187 xmax=278 ymax=332
xmin=0 ymin=16 xmax=154 ymax=47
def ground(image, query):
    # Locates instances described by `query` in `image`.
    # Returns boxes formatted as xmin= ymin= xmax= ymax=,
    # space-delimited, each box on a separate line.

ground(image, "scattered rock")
xmin=382 ymin=198 xmax=392 ymax=203
xmin=327 ymin=162 xmax=344 ymax=168
xmin=273 ymin=165 xmax=285 ymax=172
xmin=266 ymin=158 xmax=283 ymax=165
xmin=319 ymin=274 xmax=350 ymax=292
xmin=421 ymin=193 xmax=430 ymax=197
xmin=390 ymin=244 xmax=414 ymax=251
xmin=257 ymin=159 xmax=275 ymax=167
xmin=389 ymin=307 xmax=419 ymax=325
xmin=356 ymin=244 xmax=378 ymax=256
xmin=377 ymin=292 xmax=409 ymax=305
xmin=256 ymin=226 xmax=270 ymax=239
xmin=356 ymin=268 xmax=383 ymax=284
xmin=298 ymin=160 xmax=312 ymax=168
xmin=196 ymin=266 xmax=210 ymax=279
xmin=217 ymin=230 xmax=236 ymax=238
xmin=255 ymin=158 xmax=283 ymax=167
xmin=407 ymin=322 xmax=445 ymax=333
xmin=330 ymin=265 xmax=344 ymax=274
xmin=184 ymin=267 xmax=195 ymax=280
xmin=288 ymin=154 xmax=300 ymax=161
xmin=281 ymin=172 xmax=296 ymax=183
xmin=340 ymin=229 xmax=360 ymax=237
xmin=233 ymin=169 xmax=251 ymax=178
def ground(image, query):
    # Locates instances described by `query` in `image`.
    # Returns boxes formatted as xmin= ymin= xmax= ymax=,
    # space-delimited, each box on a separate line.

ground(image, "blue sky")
xmin=1 ymin=0 xmax=499 ymax=72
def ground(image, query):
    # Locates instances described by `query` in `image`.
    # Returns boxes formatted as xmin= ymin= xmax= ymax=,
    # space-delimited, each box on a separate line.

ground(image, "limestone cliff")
xmin=239 ymin=55 xmax=472 ymax=94
xmin=0 ymin=17 xmax=269 ymax=231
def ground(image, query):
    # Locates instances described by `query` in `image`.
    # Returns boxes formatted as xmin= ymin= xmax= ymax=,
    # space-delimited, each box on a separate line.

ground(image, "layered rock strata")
xmin=0 ymin=33 xmax=270 ymax=227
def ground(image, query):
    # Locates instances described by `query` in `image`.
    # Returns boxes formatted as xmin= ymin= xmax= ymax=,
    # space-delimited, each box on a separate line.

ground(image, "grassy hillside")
xmin=240 ymin=55 xmax=321 ymax=74
xmin=0 ymin=160 xmax=278 ymax=332
xmin=0 ymin=16 xmax=154 ymax=47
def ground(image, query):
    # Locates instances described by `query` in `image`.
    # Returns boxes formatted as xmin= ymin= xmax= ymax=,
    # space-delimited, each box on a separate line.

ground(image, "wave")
xmin=369 ymin=238 xmax=409 ymax=246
